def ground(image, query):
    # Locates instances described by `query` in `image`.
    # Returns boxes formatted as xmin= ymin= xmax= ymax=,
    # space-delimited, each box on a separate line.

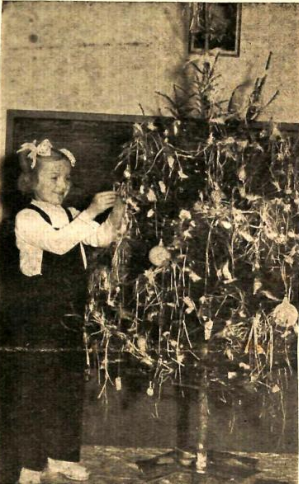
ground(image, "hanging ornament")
xmin=271 ymin=384 xmax=280 ymax=394
xmin=173 ymin=120 xmax=181 ymax=136
xmin=147 ymin=188 xmax=157 ymax=202
xmin=253 ymin=277 xmax=263 ymax=295
xmin=204 ymin=319 xmax=213 ymax=341
xmin=147 ymin=122 xmax=157 ymax=131
xmin=115 ymin=377 xmax=122 ymax=391
xmin=167 ymin=155 xmax=175 ymax=169
xmin=184 ymin=296 xmax=196 ymax=314
xmin=237 ymin=165 xmax=247 ymax=182
xmin=123 ymin=165 xmax=131 ymax=179
xmin=211 ymin=188 xmax=224 ymax=205
xmin=158 ymin=181 xmax=166 ymax=194
xmin=217 ymin=260 xmax=235 ymax=283
xmin=220 ymin=220 xmax=232 ymax=230
xmin=179 ymin=209 xmax=192 ymax=221
xmin=271 ymin=297 xmax=298 ymax=328
xmin=149 ymin=240 xmax=171 ymax=267
xmin=270 ymin=123 xmax=283 ymax=141
xmin=178 ymin=169 xmax=188 ymax=180
xmin=146 ymin=381 xmax=154 ymax=397
xmin=137 ymin=336 xmax=147 ymax=354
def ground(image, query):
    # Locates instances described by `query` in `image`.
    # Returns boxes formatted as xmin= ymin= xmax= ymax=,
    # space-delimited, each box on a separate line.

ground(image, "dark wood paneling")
xmin=4 ymin=109 xmax=299 ymax=215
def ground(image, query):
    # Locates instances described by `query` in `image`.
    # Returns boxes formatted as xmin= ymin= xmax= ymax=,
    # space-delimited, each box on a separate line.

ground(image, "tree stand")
xmin=137 ymin=358 xmax=259 ymax=483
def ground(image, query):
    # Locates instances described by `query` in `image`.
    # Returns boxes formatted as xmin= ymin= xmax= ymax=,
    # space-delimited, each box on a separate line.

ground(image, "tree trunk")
xmin=195 ymin=367 xmax=208 ymax=473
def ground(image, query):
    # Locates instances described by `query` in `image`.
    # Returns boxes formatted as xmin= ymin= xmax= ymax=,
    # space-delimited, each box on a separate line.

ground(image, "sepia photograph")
xmin=0 ymin=2 xmax=298 ymax=483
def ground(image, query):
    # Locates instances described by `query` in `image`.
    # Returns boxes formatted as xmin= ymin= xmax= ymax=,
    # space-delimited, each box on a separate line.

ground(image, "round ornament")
xmin=149 ymin=240 xmax=171 ymax=267
xmin=272 ymin=297 xmax=298 ymax=328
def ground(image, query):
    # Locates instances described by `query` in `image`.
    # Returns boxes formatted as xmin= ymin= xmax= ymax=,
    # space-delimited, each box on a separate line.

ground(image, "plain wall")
xmin=1 ymin=2 xmax=299 ymax=156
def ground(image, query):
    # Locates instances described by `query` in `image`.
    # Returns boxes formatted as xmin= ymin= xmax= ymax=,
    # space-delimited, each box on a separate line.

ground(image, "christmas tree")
xmin=85 ymin=54 xmax=297 ymax=439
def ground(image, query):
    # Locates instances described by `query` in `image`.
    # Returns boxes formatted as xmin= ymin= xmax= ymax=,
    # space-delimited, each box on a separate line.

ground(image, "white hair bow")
xmin=17 ymin=139 xmax=76 ymax=169
xmin=59 ymin=148 xmax=76 ymax=167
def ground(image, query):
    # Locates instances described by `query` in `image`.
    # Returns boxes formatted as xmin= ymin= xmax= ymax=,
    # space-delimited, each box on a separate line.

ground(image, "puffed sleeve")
xmin=15 ymin=208 xmax=117 ymax=255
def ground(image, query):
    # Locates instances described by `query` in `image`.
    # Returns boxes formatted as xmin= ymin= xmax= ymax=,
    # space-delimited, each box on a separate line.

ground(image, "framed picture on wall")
xmin=189 ymin=3 xmax=242 ymax=57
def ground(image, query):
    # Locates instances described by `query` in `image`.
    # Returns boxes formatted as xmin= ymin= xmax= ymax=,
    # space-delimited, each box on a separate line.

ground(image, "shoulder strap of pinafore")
xmin=63 ymin=207 xmax=73 ymax=223
xmin=28 ymin=204 xmax=52 ymax=225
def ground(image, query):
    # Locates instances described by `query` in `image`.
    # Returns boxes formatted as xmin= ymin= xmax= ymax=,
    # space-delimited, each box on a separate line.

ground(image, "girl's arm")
xmin=16 ymin=193 xmax=125 ymax=254
xmin=71 ymin=197 xmax=126 ymax=248
xmin=15 ymin=208 xmax=115 ymax=255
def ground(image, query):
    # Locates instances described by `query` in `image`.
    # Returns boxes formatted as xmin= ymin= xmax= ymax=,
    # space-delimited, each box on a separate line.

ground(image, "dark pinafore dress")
xmin=0 ymin=204 xmax=88 ymax=478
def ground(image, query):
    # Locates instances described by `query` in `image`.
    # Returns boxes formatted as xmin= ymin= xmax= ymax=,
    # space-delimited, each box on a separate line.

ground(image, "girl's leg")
xmin=17 ymin=353 xmax=49 ymax=472
xmin=45 ymin=351 xmax=85 ymax=463
xmin=15 ymin=351 xmax=86 ymax=482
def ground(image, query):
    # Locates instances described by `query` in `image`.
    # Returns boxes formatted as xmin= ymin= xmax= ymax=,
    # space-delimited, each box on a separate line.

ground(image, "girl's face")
xmin=34 ymin=158 xmax=72 ymax=205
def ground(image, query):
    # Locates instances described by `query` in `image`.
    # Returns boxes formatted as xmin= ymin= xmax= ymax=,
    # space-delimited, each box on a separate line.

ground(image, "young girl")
xmin=6 ymin=139 xmax=125 ymax=484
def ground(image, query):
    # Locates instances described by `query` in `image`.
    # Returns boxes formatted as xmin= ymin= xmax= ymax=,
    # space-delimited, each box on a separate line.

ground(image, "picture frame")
xmin=189 ymin=3 xmax=242 ymax=57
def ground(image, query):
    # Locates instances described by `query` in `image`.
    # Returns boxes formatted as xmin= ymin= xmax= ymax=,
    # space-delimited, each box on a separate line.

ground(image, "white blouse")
xmin=15 ymin=199 xmax=117 ymax=277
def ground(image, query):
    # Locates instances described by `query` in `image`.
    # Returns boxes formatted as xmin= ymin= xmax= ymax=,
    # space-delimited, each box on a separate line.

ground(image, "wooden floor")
xmin=41 ymin=445 xmax=297 ymax=484
xmin=83 ymin=370 xmax=298 ymax=454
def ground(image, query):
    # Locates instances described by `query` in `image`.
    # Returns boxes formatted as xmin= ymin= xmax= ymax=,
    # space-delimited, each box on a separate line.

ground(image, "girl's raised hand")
xmin=109 ymin=196 xmax=126 ymax=229
xmin=86 ymin=191 xmax=117 ymax=218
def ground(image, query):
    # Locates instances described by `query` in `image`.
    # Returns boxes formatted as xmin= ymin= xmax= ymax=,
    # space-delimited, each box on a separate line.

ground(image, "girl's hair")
xmin=17 ymin=149 xmax=70 ymax=195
